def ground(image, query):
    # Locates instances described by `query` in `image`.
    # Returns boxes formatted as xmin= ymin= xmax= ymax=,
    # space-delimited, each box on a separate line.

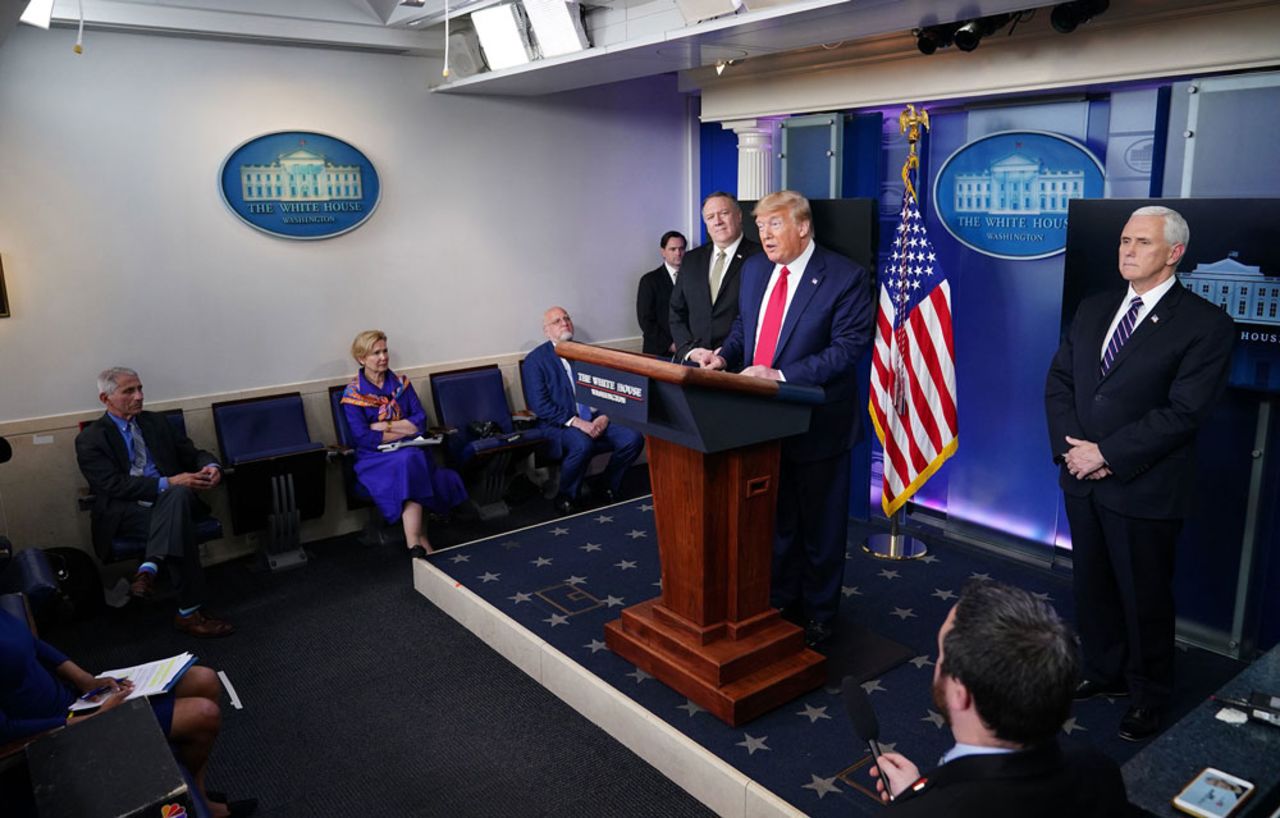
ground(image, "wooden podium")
xmin=557 ymin=342 xmax=827 ymax=726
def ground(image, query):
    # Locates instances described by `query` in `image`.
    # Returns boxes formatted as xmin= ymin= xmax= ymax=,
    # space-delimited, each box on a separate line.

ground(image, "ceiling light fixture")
xmin=471 ymin=3 xmax=535 ymax=71
xmin=521 ymin=0 xmax=590 ymax=59
xmin=19 ymin=0 xmax=55 ymax=29
xmin=952 ymin=13 xmax=1013 ymax=52
xmin=914 ymin=23 xmax=957 ymax=56
xmin=1050 ymin=0 xmax=1109 ymax=34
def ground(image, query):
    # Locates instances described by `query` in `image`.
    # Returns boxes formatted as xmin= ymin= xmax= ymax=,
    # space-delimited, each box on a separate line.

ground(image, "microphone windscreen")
xmin=842 ymin=675 xmax=880 ymax=743
xmin=0 ymin=436 xmax=10 ymax=465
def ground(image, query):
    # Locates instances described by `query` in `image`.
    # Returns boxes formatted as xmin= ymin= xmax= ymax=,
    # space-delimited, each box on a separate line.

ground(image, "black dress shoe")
xmin=803 ymin=620 xmax=835 ymax=649
xmin=553 ymin=494 xmax=577 ymax=515
xmin=598 ymin=488 xmax=617 ymax=505
xmin=778 ymin=605 xmax=804 ymax=627
xmin=129 ymin=570 xmax=156 ymax=600
xmin=1118 ymin=706 xmax=1162 ymax=742
xmin=1073 ymin=679 xmax=1128 ymax=701
xmin=408 ymin=545 xmax=428 ymax=560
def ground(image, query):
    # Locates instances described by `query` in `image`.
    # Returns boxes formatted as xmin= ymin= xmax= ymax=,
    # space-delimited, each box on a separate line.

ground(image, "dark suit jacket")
xmin=719 ymin=243 xmax=873 ymax=462
xmin=75 ymin=412 xmax=217 ymax=557
xmin=1045 ymin=282 xmax=1234 ymax=519
xmin=636 ymin=265 xmax=675 ymax=356
xmin=668 ymin=238 xmax=761 ymax=356
xmin=521 ymin=341 xmax=580 ymax=429
xmin=887 ymin=741 xmax=1133 ymax=818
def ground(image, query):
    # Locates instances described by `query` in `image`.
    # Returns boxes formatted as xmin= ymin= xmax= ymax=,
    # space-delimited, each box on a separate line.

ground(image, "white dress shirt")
xmin=1099 ymin=274 xmax=1178 ymax=359
xmin=750 ymin=238 xmax=817 ymax=379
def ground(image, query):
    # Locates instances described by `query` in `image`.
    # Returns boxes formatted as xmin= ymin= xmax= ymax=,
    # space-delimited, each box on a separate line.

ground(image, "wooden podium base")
xmin=605 ymin=599 xmax=826 ymax=726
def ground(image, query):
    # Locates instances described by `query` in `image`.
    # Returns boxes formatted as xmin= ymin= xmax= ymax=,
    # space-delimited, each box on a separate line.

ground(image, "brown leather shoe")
xmin=174 ymin=610 xmax=235 ymax=638
xmin=129 ymin=570 xmax=156 ymax=600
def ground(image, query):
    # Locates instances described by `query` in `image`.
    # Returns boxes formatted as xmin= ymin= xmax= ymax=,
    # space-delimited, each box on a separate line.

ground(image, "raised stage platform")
xmin=412 ymin=496 xmax=1229 ymax=817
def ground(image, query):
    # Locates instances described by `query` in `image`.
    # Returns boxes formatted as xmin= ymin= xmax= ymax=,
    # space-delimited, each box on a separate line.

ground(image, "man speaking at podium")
xmin=1045 ymin=205 xmax=1234 ymax=742
xmin=691 ymin=191 xmax=873 ymax=647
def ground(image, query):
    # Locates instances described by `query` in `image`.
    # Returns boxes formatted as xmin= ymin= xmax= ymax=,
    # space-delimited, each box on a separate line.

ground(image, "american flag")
xmin=869 ymin=177 xmax=958 ymax=517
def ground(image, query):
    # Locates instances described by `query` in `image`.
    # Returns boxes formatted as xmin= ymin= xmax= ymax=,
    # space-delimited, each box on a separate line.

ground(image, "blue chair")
xmin=429 ymin=365 xmax=547 ymax=520
xmin=327 ymin=385 xmax=374 ymax=511
xmin=76 ymin=409 xmax=224 ymax=565
xmin=211 ymin=393 xmax=326 ymax=571
xmin=0 ymin=542 xmax=59 ymax=618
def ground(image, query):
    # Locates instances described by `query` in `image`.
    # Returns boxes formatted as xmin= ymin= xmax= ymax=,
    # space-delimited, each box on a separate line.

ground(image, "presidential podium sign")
xmin=556 ymin=342 xmax=826 ymax=725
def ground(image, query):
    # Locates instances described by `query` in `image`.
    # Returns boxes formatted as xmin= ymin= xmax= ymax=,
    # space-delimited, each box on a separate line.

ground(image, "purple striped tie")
xmin=1101 ymin=296 xmax=1143 ymax=377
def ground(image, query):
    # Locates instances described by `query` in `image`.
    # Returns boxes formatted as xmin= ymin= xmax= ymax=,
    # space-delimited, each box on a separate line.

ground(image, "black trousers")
xmin=771 ymin=450 xmax=851 ymax=628
xmin=1064 ymin=492 xmax=1181 ymax=709
xmin=116 ymin=486 xmax=207 ymax=609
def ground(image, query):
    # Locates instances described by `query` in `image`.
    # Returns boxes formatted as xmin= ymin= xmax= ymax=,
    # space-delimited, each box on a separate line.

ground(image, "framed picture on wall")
xmin=0 ymin=255 xmax=9 ymax=318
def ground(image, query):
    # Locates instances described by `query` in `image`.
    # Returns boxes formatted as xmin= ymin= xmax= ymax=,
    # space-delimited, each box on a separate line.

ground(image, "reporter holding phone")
xmin=869 ymin=582 xmax=1131 ymax=817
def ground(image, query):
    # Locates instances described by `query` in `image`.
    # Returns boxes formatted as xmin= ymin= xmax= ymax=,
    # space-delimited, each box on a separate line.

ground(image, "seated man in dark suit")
xmin=521 ymin=307 xmax=645 ymax=515
xmin=636 ymin=230 xmax=685 ymax=357
xmin=871 ymin=580 xmax=1131 ymax=817
xmin=75 ymin=367 xmax=233 ymax=638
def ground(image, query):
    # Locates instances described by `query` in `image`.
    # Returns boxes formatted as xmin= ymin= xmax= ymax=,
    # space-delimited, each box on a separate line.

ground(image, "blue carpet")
xmin=425 ymin=497 xmax=1244 ymax=817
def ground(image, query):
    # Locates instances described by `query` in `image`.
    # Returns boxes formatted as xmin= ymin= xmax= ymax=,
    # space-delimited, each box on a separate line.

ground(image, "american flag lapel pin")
xmin=811 ymin=278 xmax=818 ymax=285
xmin=1151 ymin=315 xmax=1160 ymax=324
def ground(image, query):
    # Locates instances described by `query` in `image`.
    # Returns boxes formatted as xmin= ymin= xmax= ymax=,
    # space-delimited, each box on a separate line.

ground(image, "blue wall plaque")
xmin=219 ymin=131 xmax=381 ymax=240
xmin=932 ymin=130 xmax=1105 ymax=260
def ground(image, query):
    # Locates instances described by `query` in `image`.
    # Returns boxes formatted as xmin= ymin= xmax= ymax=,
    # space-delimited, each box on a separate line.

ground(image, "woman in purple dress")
xmin=341 ymin=330 xmax=467 ymax=557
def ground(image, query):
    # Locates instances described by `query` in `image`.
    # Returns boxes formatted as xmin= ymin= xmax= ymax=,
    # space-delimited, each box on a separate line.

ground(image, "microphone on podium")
xmin=842 ymin=675 xmax=894 ymax=802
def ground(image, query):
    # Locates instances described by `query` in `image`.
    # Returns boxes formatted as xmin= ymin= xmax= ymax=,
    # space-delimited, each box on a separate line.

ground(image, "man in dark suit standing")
xmin=870 ymin=581 xmax=1130 ymax=817
xmin=522 ymin=307 xmax=645 ymax=515
xmin=636 ymin=230 xmax=686 ymax=356
xmin=668 ymin=192 xmax=761 ymax=359
xmin=76 ymin=367 xmax=233 ymax=637
xmin=692 ymin=190 xmax=873 ymax=647
xmin=1045 ymin=205 xmax=1233 ymax=741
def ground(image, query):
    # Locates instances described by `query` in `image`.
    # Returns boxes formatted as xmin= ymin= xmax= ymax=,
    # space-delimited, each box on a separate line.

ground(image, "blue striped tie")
xmin=1101 ymin=296 xmax=1143 ymax=377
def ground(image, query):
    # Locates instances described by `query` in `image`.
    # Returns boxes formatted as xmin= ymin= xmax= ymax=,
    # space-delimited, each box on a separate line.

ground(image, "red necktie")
xmin=752 ymin=266 xmax=789 ymax=367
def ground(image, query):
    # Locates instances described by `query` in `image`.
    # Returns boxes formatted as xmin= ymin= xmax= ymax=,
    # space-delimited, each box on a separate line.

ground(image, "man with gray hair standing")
xmin=76 ymin=367 xmax=233 ymax=637
xmin=1045 ymin=205 xmax=1233 ymax=741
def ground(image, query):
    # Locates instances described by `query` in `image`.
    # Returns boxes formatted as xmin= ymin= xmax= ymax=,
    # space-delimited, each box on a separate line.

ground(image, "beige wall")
xmin=0 ymin=24 xmax=687 ymax=562
xmin=0 ymin=27 xmax=690 ymax=422
xmin=0 ymin=337 xmax=642 ymax=563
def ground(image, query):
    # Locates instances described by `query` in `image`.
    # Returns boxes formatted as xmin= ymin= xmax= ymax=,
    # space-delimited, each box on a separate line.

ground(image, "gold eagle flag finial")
xmin=898 ymin=104 xmax=930 ymax=200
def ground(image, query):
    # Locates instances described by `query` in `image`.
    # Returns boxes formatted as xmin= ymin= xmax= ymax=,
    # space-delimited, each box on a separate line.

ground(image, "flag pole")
xmin=864 ymin=103 xmax=931 ymax=561
xmin=865 ymin=508 xmax=927 ymax=560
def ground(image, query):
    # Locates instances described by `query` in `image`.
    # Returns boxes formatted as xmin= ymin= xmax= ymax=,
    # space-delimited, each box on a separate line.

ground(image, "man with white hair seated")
xmin=75 ymin=367 xmax=233 ymax=638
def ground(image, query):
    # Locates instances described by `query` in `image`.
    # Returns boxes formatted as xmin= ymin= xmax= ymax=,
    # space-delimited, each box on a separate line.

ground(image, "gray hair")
xmin=1131 ymin=205 xmax=1190 ymax=249
xmin=97 ymin=366 xmax=138 ymax=396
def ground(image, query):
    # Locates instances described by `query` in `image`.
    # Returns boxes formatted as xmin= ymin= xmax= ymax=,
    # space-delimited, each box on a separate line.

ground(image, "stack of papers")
xmin=69 ymin=652 xmax=197 ymax=711
xmin=377 ymin=434 xmax=443 ymax=452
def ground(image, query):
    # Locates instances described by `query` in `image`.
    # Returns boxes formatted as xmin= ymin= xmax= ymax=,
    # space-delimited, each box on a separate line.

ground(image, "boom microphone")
xmin=842 ymin=675 xmax=893 ymax=801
